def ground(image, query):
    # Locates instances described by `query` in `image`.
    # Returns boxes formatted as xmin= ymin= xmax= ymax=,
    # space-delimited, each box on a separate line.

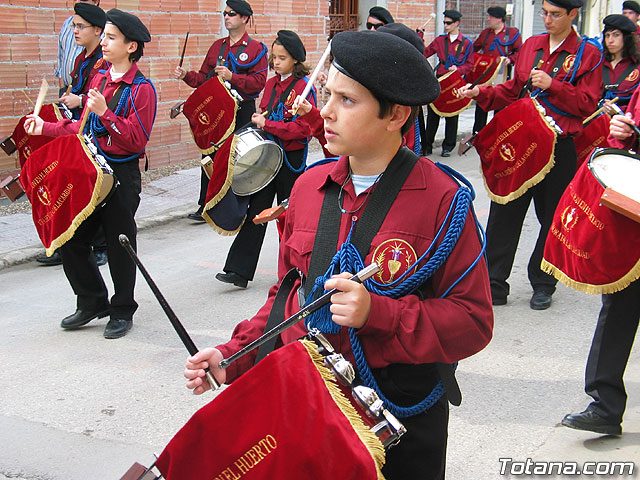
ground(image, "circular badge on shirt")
xmin=239 ymin=52 xmax=249 ymax=62
xmin=372 ymin=238 xmax=418 ymax=287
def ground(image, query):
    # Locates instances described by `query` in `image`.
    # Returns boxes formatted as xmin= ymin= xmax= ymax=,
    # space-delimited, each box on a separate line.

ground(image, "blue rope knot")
xmin=304 ymin=165 xmax=487 ymax=417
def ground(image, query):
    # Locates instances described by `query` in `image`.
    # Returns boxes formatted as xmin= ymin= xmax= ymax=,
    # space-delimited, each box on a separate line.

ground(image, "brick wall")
xmin=0 ymin=0 xmax=329 ymax=176
xmin=388 ymin=0 xmax=439 ymax=45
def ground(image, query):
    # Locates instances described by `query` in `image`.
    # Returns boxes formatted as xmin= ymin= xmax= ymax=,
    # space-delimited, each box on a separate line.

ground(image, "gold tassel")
xmin=541 ymin=258 xmax=640 ymax=295
xmin=301 ymin=339 xmax=386 ymax=480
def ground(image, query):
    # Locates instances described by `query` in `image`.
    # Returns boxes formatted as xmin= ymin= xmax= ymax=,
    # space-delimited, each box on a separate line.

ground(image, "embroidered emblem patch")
xmin=626 ymin=69 xmax=639 ymax=83
xmin=561 ymin=206 xmax=578 ymax=231
xmin=239 ymin=52 xmax=249 ymax=61
xmin=372 ymin=239 xmax=418 ymax=286
xmin=562 ymin=54 xmax=576 ymax=73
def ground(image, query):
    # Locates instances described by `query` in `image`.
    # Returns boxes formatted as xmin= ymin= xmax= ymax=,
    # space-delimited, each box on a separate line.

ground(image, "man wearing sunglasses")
xmin=365 ymin=6 xmax=394 ymax=30
xmin=458 ymin=0 xmax=602 ymax=311
xmin=173 ymin=0 xmax=268 ymax=223
xmin=423 ymin=10 xmax=474 ymax=157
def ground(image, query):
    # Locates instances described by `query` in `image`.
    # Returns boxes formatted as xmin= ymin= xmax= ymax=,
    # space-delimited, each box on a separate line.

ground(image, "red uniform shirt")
xmin=183 ymin=32 xmax=267 ymax=100
xmin=259 ymin=74 xmax=315 ymax=151
xmin=473 ymin=26 xmax=522 ymax=64
xmin=608 ymin=84 xmax=640 ymax=149
xmin=477 ymin=29 xmax=603 ymax=136
xmin=424 ymin=33 xmax=475 ymax=77
xmin=42 ymin=63 xmax=156 ymax=158
xmin=70 ymin=45 xmax=107 ymax=95
xmin=217 ymin=154 xmax=494 ymax=383
xmin=602 ymin=57 xmax=640 ymax=109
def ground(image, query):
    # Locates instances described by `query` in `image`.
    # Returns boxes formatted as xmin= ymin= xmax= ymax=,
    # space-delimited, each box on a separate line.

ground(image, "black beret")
xmin=276 ymin=30 xmax=306 ymax=62
xmin=623 ymin=0 xmax=640 ymax=13
xmin=74 ymin=3 xmax=106 ymax=29
xmin=368 ymin=6 xmax=394 ymax=25
xmin=226 ymin=0 xmax=253 ymax=16
xmin=603 ymin=14 xmax=637 ymax=33
xmin=331 ymin=30 xmax=439 ymax=106
xmin=377 ymin=23 xmax=424 ymax=53
xmin=106 ymin=9 xmax=151 ymax=43
xmin=545 ymin=0 xmax=584 ymax=10
xmin=487 ymin=6 xmax=507 ymax=19
xmin=443 ymin=10 xmax=462 ymax=22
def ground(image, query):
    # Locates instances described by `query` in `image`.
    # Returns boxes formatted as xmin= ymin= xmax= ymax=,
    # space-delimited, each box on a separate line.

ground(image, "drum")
xmin=542 ymin=148 xmax=640 ymax=294
xmin=154 ymin=332 xmax=405 ymax=480
xmin=231 ymin=127 xmax=283 ymax=196
xmin=430 ymin=70 xmax=472 ymax=117
xmin=20 ymin=133 xmax=116 ymax=256
xmin=574 ymin=113 xmax=610 ymax=169
xmin=474 ymin=96 xmax=562 ymax=204
xmin=466 ymin=53 xmax=505 ymax=87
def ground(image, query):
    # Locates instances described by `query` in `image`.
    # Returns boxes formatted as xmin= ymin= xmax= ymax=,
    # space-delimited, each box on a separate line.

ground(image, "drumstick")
xmin=178 ymin=31 xmax=189 ymax=68
xmin=290 ymin=41 xmax=332 ymax=116
xmin=524 ymin=59 xmax=544 ymax=94
xmin=233 ymin=110 xmax=269 ymax=135
xmin=608 ymin=102 xmax=640 ymax=137
xmin=78 ymin=77 xmax=107 ymax=135
xmin=417 ymin=12 xmax=437 ymax=31
xmin=119 ymin=234 xmax=221 ymax=392
xmin=583 ymin=97 xmax=619 ymax=125
xmin=218 ymin=263 xmax=381 ymax=369
xmin=21 ymin=90 xmax=35 ymax=109
xmin=27 ymin=79 xmax=49 ymax=134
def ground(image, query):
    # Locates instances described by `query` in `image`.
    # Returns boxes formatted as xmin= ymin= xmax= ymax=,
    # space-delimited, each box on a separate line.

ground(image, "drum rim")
xmin=588 ymin=147 xmax=640 ymax=189
xmin=231 ymin=141 xmax=283 ymax=196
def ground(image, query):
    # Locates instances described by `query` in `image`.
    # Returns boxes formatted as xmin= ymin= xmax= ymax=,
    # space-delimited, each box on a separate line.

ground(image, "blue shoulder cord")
xmin=446 ymin=37 xmax=473 ymax=69
xmin=488 ymin=30 xmax=521 ymax=57
xmin=84 ymin=74 xmax=158 ymax=162
xmin=304 ymin=162 xmax=487 ymax=418
xmin=226 ymin=43 xmax=269 ymax=98
xmin=532 ymin=36 xmax=603 ymax=117
xmin=71 ymin=53 xmax=105 ymax=95
xmin=265 ymin=78 xmax=317 ymax=173
xmin=412 ymin=117 xmax=421 ymax=155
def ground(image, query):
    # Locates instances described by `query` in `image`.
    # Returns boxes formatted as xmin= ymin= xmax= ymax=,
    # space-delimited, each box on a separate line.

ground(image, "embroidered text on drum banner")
xmin=212 ymin=434 xmax=278 ymax=480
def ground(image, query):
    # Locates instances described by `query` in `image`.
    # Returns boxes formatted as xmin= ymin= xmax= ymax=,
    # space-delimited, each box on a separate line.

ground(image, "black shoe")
xmin=188 ymin=206 xmax=205 ymax=222
xmin=441 ymin=149 xmax=452 ymax=158
xmin=36 ymin=250 xmax=62 ymax=266
xmin=530 ymin=291 xmax=552 ymax=310
xmin=103 ymin=318 xmax=133 ymax=339
xmin=424 ymin=146 xmax=432 ymax=155
xmin=215 ymin=271 xmax=248 ymax=288
xmin=492 ymin=296 xmax=507 ymax=306
xmin=93 ymin=250 xmax=108 ymax=266
xmin=561 ymin=409 xmax=622 ymax=435
xmin=61 ymin=307 xmax=110 ymax=329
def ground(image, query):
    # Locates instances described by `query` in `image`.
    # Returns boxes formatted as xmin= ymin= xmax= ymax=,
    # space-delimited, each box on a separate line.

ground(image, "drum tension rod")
xmin=219 ymin=263 xmax=381 ymax=369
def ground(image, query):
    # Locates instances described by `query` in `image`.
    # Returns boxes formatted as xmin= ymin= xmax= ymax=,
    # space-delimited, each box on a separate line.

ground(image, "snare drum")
xmin=20 ymin=133 xmax=116 ymax=255
xmin=542 ymin=148 xmax=640 ymax=294
xmin=231 ymin=127 xmax=283 ymax=196
xmin=430 ymin=70 xmax=472 ymax=117
xmin=155 ymin=333 xmax=404 ymax=480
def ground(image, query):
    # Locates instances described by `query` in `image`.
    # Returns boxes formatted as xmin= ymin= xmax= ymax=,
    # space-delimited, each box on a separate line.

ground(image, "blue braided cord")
xmin=412 ymin=117 xmax=421 ymax=155
xmin=490 ymin=30 xmax=520 ymax=49
xmin=305 ymin=157 xmax=339 ymax=171
xmin=71 ymin=56 xmax=94 ymax=94
xmin=446 ymin=37 xmax=473 ymax=68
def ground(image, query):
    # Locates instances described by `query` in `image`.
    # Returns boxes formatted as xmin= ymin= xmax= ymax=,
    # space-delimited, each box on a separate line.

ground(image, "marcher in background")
xmin=622 ymin=0 xmax=640 ymax=35
xmin=366 ymin=6 xmax=394 ymax=30
xmin=174 ymin=0 xmax=268 ymax=222
xmin=472 ymin=6 xmax=522 ymax=134
xmin=214 ymin=30 xmax=315 ymax=289
xmin=423 ymin=10 xmax=474 ymax=157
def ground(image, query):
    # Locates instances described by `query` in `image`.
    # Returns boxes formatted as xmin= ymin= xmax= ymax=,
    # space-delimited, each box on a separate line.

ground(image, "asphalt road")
xmin=1 ymin=150 xmax=639 ymax=479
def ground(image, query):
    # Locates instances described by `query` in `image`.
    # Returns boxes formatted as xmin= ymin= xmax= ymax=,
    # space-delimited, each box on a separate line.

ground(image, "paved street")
xmin=1 ymin=117 xmax=639 ymax=479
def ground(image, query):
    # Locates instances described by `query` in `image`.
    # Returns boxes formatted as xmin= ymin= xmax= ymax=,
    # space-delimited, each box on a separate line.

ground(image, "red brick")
xmin=158 ymin=79 xmax=182 ymax=102
xmin=0 ymin=36 xmax=11 ymax=62
xmin=160 ymin=0 xmax=179 ymax=12
xmin=148 ymin=58 xmax=173 ymax=80
xmin=0 ymin=64 xmax=27 ymax=89
xmin=0 ymin=117 xmax=20 ymax=137
xmin=26 ymin=9 xmax=55 ymax=35
xmin=40 ymin=0 xmax=62 ymax=7
xmin=0 ymin=7 xmax=27 ymax=35
xmin=198 ymin=0 xmax=221 ymax=11
xmin=116 ymin=0 xmax=140 ymax=11
xmin=12 ymin=0 xmax=39 ymax=6
xmin=147 ymin=145 xmax=170 ymax=168
xmin=138 ymin=0 xmax=157 ymax=11
xmin=144 ymin=38 xmax=160 ymax=57
xmin=26 ymin=63 xmax=56 ymax=91
xmin=38 ymin=35 xmax=59 ymax=62
xmin=13 ymin=90 xmax=37 ymax=116
xmin=179 ymin=0 xmax=198 ymax=12
xmin=169 ymin=141 xmax=198 ymax=165
xmin=11 ymin=36 xmax=41 ymax=62
xmin=170 ymin=13 xmax=190 ymax=35
xmin=149 ymin=13 xmax=171 ymax=36
xmin=54 ymin=11 xmax=71 ymax=32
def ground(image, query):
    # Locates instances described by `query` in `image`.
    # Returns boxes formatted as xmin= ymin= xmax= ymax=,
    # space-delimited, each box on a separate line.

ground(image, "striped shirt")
xmin=55 ymin=15 xmax=83 ymax=87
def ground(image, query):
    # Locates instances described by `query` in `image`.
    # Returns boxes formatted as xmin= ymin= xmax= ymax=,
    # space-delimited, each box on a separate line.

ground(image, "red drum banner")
xmin=20 ymin=134 xmax=108 ymax=255
xmin=474 ymin=97 xmax=559 ymax=204
xmin=183 ymin=77 xmax=238 ymax=155
xmin=12 ymin=104 xmax=63 ymax=167
xmin=466 ymin=53 xmax=505 ymax=87
xmin=542 ymin=157 xmax=640 ymax=294
xmin=156 ymin=340 xmax=386 ymax=480
xmin=430 ymin=70 xmax=472 ymax=117
xmin=574 ymin=114 xmax=610 ymax=169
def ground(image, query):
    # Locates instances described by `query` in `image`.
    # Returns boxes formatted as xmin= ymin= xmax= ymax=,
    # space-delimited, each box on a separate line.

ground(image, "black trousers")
xmin=424 ymin=105 xmax=459 ymax=152
xmin=485 ymin=136 xmax=577 ymax=299
xmin=375 ymin=364 xmax=449 ymax=480
xmin=198 ymin=100 xmax=256 ymax=207
xmin=61 ymin=159 xmax=141 ymax=320
xmin=585 ymin=280 xmax=640 ymax=423
xmin=223 ymin=149 xmax=304 ymax=280
xmin=473 ymin=104 xmax=489 ymax=134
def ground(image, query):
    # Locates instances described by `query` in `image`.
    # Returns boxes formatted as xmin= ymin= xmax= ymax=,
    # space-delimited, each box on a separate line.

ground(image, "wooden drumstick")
xmin=27 ymin=79 xmax=49 ymax=134
xmin=21 ymin=90 xmax=35 ymax=109
xmin=417 ymin=12 xmax=437 ymax=31
xmin=583 ymin=97 xmax=618 ymax=125
xmin=78 ymin=77 xmax=108 ymax=135
xmin=290 ymin=41 xmax=331 ymax=115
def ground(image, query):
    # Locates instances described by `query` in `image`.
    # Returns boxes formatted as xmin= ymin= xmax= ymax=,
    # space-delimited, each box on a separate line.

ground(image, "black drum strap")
xmin=603 ymin=61 xmax=640 ymax=93
xmin=107 ymin=71 xmax=145 ymax=112
xmin=265 ymin=79 xmax=299 ymax=118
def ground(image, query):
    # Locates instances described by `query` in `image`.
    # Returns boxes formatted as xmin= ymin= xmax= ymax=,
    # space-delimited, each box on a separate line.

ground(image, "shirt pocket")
xmin=283 ymin=229 xmax=316 ymax=271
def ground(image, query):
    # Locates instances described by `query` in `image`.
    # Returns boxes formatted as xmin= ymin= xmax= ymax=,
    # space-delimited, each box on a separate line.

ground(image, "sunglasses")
xmin=443 ymin=20 xmax=455 ymax=25
xmin=223 ymin=10 xmax=238 ymax=17
xmin=366 ymin=22 xmax=384 ymax=30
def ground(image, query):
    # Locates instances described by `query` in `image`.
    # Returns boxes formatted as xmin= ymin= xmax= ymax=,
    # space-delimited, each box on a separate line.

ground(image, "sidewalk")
xmin=0 ymin=107 xmax=477 ymax=271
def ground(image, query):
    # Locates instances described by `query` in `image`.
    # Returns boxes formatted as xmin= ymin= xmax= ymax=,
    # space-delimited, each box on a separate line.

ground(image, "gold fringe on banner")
xmin=541 ymin=257 xmax=640 ymax=295
xmin=301 ymin=339 xmax=386 ymax=480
